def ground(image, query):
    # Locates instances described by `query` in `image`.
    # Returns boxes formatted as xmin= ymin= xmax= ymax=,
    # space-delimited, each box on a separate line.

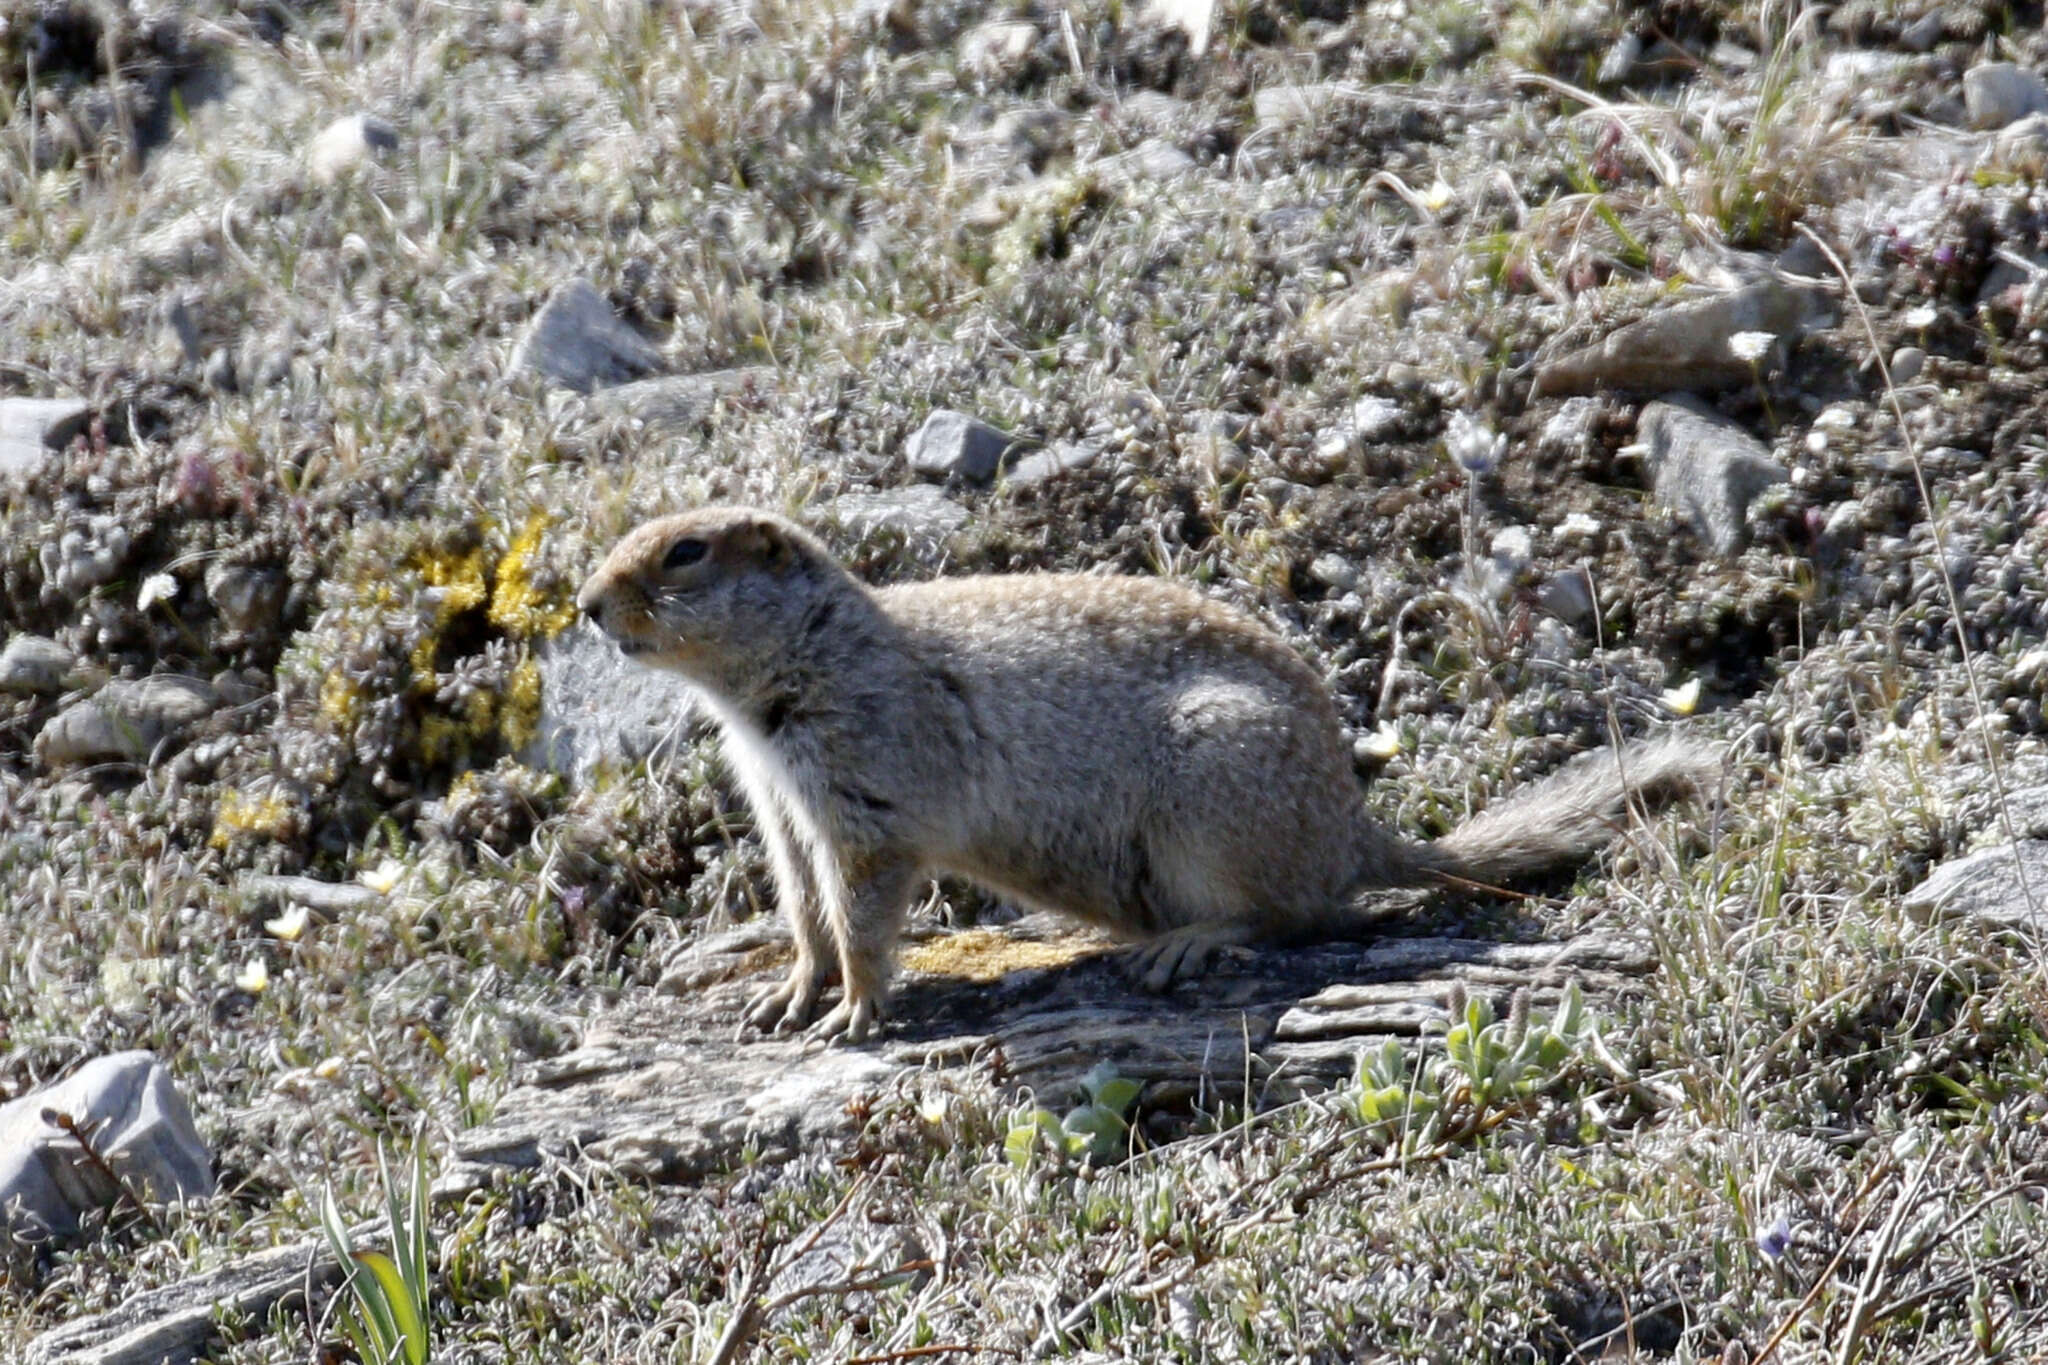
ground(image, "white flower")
xmin=234 ymin=958 xmax=270 ymax=994
xmin=137 ymin=572 xmax=177 ymax=611
xmin=264 ymin=905 xmax=309 ymax=941
xmin=1661 ymin=678 xmax=1702 ymax=716
xmin=1357 ymin=722 xmax=1404 ymax=760
xmin=1902 ymin=304 xmax=1938 ymax=330
xmin=1558 ymin=512 xmax=1602 ymax=540
xmin=1420 ymin=177 xmax=1456 ymax=214
xmin=359 ymin=858 xmax=405 ymax=895
xmin=1445 ymin=410 xmax=1505 ymax=474
xmin=1728 ymin=331 xmax=1776 ymax=364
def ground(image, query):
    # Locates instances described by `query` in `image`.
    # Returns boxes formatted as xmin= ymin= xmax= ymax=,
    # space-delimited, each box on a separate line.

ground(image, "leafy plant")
xmin=1348 ymin=982 xmax=1592 ymax=1154
xmin=1004 ymin=1061 xmax=1145 ymax=1168
xmin=319 ymin=1127 xmax=436 ymax=1365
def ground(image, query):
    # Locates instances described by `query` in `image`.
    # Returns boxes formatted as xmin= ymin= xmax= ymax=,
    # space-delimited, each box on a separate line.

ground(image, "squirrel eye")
xmin=663 ymin=537 xmax=708 ymax=570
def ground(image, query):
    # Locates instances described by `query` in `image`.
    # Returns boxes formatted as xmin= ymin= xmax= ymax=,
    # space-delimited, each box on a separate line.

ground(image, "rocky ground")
xmin=6 ymin=0 xmax=2048 ymax=1360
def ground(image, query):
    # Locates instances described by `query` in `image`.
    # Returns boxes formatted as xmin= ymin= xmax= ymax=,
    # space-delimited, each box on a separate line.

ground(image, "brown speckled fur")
xmin=578 ymin=507 xmax=1716 ymax=1044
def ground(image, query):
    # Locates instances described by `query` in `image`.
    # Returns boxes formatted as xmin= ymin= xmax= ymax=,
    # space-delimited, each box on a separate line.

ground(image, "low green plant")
xmin=319 ymin=1127 xmax=436 ymax=1365
xmin=1004 ymin=1061 xmax=1144 ymax=1168
xmin=1348 ymin=982 xmax=1591 ymax=1154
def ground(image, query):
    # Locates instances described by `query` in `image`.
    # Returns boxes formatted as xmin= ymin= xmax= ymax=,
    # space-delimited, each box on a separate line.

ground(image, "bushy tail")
xmin=1421 ymin=734 xmax=1721 ymax=887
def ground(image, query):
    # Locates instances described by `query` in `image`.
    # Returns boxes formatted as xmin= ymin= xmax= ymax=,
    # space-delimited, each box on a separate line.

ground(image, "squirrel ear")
xmin=729 ymin=512 xmax=799 ymax=571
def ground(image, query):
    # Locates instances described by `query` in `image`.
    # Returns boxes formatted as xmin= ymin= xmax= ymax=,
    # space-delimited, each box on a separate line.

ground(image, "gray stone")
xmin=1904 ymin=840 xmax=2048 ymax=933
xmin=1004 ymin=440 xmax=1101 ymax=489
xmin=308 ymin=112 xmax=398 ymax=182
xmin=203 ymin=563 xmax=286 ymax=637
xmin=580 ymin=367 xmax=776 ymax=433
xmin=827 ymin=486 xmax=971 ymax=542
xmin=1147 ymin=0 xmax=1216 ymax=56
xmin=1900 ymin=11 xmax=1944 ymax=52
xmin=1540 ymin=568 xmax=1597 ymax=625
xmin=521 ymin=627 xmax=697 ymax=784
xmin=959 ymin=20 xmax=1039 ymax=79
xmin=1534 ymin=278 xmax=1837 ymax=396
xmin=0 ymin=397 xmax=92 ymax=477
xmin=0 ymin=635 xmax=80 ymax=695
xmin=1889 ymin=345 xmax=1926 ymax=384
xmin=1536 ymin=396 xmax=1608 ymax=461
xmin=0 ymin=1051 xmax=213 ymax=1242
xmin=241 ymin=874 xmax=383 ymax=916
xmin=1989 ymin=112 xmax=2048 ymax=177
xmin=510 ymin=279 xmax=665 ymax=394
xmin=905 ymin=408 xmax=1019 ymax=483
xmin=35 ymin=676 xmax=219 ymax=768
xmin=1308 ymin=554 xmax=1358 ymax=592
xmin=1317 ymin=395 xmax=1405 ymax=460
xmin=1636 ymin=396 xmax=1789 ymax=557
xmin=1101 ymin=137 xmax=1197 ymax=181
xmin=1964 ymin=62 xmax=2048 ymax=131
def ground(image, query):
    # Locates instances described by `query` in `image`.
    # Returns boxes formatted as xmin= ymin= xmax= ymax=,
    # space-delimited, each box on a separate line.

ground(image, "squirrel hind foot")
xmin=744 ymin=966 xmax=828 ymax=1036
xmin=1124 ymin=922 xmax=1261 ymax=992
xmin=803 ymin=993 xmax=886 ymax=1047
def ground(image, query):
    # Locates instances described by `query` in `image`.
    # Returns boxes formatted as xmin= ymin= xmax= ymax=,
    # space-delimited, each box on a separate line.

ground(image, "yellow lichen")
xmin=319 ymin=672 xmax=362 ymax=731
xmin=418 ymin=713 xmax=470 ymax=766
xmin=211 ymin=788 xmax=296 ymax=849
xmin=499 ymin=653 xmax=543 ymax=751
xmin=419 ymin=544 xmax=488 ymax=614
xmin=489 ymin=513 xmax=577 ymax=640
xmin=899 ymin=927 xmax=1113 ymax=982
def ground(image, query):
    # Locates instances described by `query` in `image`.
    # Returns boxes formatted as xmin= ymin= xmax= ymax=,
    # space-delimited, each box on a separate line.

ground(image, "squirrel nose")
xmin=576 ymin=578 xmax=605 ymax=628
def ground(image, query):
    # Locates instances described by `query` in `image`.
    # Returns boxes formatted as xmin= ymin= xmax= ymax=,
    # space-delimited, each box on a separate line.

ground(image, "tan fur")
xmin=577 ymin=506 xmax=1715 ymax=1043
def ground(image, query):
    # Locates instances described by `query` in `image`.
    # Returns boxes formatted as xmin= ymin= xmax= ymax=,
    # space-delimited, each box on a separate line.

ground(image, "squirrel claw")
xmin=744 ymin=971 xmax=824 ymax=1036
xmin=1125 ymin=925 xmax=1254 ymax=992
xmin=803 ymin=995 xmax=882 ymax=1047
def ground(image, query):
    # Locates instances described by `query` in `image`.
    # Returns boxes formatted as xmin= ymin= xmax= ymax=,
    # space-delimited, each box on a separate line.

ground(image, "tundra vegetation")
xmin=5 ymin=0 xmax=2048 ymax=1360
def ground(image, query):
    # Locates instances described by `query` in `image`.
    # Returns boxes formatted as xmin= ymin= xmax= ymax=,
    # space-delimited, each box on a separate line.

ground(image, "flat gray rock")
xmin=1965 ymin=61 xmax=2048 ymax=131
xmin=1534 ymin=278 xmax=1835 ymax=396
xmin=1004 ymin=439 xmax=1102 ymax=489
xmin=1636 ymin=396 xmax=1789 ymax=557
xmin=0 ymin=1051 xmax=213 ymax=1243
xmin=521 ymin=627 xmax=695 ymax=784
xmin=0 ymin=397 xmax=91 ymax=477
xmin=0 ymin=634 xmax=81 ymax=695
xmin=240 ymin=873 xmax=383 ymax=916
xmin=1904 ymin=840 xmax=2048 ymax=934
xmin=510 ymin=279 xmax=664 ymax=393
xmin=25 ymin=1237 xmax=332 ymax=1365
xmin=906 ymin=408 xmax=1020 ymax=484
xmin=579 ymin=367 xmax=776 ymax=432
xmin=826 ymin=486 xmax=971 ymax=542
xmin=1101 ymin=137 xmax=1197 ymax=180
xmin=35 ymin=676 xmax=219 ymax=768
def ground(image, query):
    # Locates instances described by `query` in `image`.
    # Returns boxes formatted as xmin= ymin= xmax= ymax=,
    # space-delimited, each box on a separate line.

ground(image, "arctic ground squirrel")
xmin=577 ymin=506 xmax=1715 ymax=1044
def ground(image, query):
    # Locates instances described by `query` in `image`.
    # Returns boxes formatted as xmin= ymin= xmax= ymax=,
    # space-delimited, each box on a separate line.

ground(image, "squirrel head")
xmin=577 ymin=507 xmax=841 ymax=688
